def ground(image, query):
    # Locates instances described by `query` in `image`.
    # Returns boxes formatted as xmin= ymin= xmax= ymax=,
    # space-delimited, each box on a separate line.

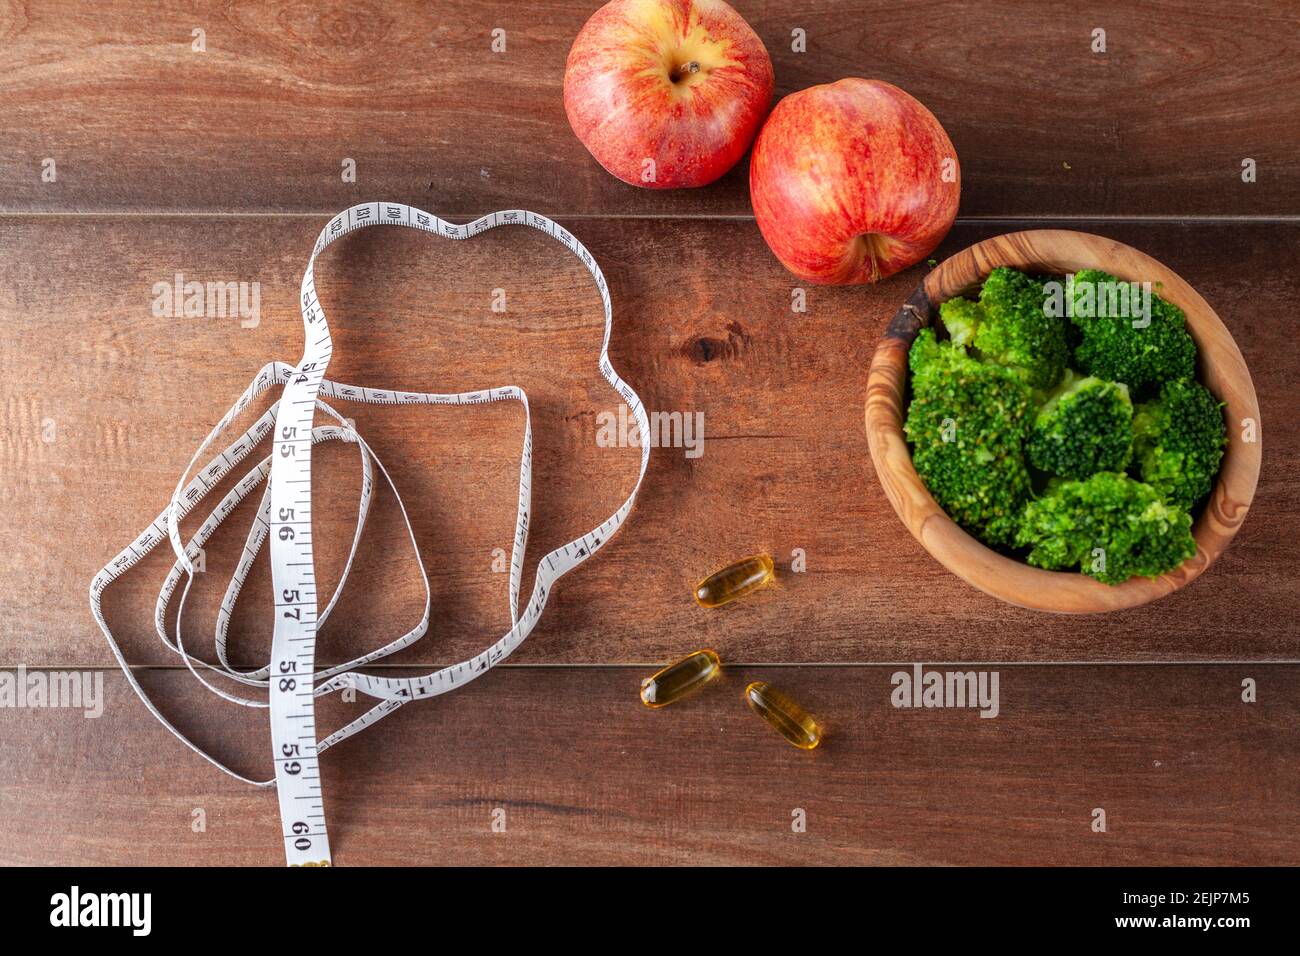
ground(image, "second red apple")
xmin=749 ymin=79 xmax=961 ymax=284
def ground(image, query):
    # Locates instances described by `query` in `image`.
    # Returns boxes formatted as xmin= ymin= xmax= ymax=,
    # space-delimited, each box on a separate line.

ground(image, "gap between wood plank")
xmin=1 ymin=212 xmax=1298 ymax=223
xmin=11 ymin=660 xmax=1298 ymax=671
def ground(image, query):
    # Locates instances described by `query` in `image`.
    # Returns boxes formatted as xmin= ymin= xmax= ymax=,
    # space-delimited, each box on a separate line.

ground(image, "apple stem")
xmin=859 ymin=233 xmax=886 ymax=283
xmin=671 ymin=61 xmax=701 ymax=83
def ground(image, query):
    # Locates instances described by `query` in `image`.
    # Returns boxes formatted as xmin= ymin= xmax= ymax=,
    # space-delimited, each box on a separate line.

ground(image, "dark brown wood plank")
xmin=2 ymin=217 xmax=1297 ymax=667
xmin=0 ymin=665 xmax=1295 ymax=865
xmin=1 ymin=0 xmax=1296 ymax=217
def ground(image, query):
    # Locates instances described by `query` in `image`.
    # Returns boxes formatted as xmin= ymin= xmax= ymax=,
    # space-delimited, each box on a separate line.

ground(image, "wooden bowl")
xmin=865 ymin=229 xmax=1261 ymax=613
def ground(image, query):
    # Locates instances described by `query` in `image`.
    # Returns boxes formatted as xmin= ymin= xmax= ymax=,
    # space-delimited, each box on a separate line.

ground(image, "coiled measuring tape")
xmin=89 ymin=202 xmax=651 ymax=866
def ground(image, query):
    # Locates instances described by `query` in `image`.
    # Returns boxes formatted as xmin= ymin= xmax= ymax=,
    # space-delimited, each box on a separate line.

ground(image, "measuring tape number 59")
xmin=89 ymin=202 xmax=652 ymax=866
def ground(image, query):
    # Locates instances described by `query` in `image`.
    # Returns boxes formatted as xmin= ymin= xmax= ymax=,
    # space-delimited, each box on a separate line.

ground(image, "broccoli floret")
xmin=936 ymin=267 xmax=1069 ymax=390
xmin=1131 ymin=378 xmax=1226 ymax=509
xmin=1016 ymin=472 xmax=1197 ymax=584
xmin=1069 ymin=269 xmax=1196 ymax=395
xmin=913 ymin=267 xmax=1218 ymax=585
xmin=908 ymin=321 xmax=962 ymax=382
xmin=1026 ymin=371 xmax=1132 ymax=479
xmin=906 ymin=328 xmax=1034 ymax=547
xmin=936 ymin=296 xmax=983 ymax=349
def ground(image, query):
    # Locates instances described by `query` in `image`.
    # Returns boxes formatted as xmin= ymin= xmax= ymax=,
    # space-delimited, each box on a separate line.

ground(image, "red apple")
xmin=564 ymin=0 xmax=774 ymax=189
xmin=749 ymin=79 xmax=960 ymax=284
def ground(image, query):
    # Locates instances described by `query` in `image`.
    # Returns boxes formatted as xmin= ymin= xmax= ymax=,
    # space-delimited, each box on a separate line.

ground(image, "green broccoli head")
xmin=1015 ymin=471 xmax=1197 ymax=584
xmin=1131 ymin=378 xmax=1227 ymax=509
xmin=1069 ymin=269 xmax=1196 ymax=395
xmin=936 ymin=267 xmax=1069 ymax=390
xmin=906 ymin=328 xmax=1034 ymax=547
xmin=936 ymin=296 xmax=982 ymax=349
xmin=1026 ymin=371 xmax=1133 ymax=479
xmin=909 ymin=321 xmax=964 ymax=382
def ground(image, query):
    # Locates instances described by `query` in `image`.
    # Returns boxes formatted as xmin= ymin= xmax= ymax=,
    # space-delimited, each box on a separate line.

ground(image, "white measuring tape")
xmin=89 ymin=202 xmax=651 ymax=866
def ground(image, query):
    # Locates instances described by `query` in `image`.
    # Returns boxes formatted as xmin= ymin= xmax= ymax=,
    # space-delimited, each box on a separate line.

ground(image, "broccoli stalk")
xmin=1026 ymin=371 xmax=1133 ymax=479
xmin=905 ymin=329 xmax=1034 ymax=547
xmin=1131 ymin=378 xmax=1227 ymax=509
xmin=937 ymin=266 xmax=1070 ymax=390
xmin=1016 ymin=472 xmax=1197 ymax=584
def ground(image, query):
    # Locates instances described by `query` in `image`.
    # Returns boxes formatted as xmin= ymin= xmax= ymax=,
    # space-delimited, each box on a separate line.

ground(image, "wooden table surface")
xmin=1 ymin=0 xmax=1297 ymax=865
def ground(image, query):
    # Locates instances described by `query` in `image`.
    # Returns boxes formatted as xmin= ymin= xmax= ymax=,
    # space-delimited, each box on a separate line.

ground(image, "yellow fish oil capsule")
xmin=640 ymin=649 xmax=721 ymax=708
xmin=744 ymin=681 xmax=822 ymax=750
xmin=694 ymin=554 xmax=774 ymax=608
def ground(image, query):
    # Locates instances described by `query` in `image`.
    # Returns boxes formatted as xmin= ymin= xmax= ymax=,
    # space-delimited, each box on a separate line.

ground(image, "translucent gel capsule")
xmin=744 ymin=681 xmax=822 ymax=750
xmin=640 ymin=649 xmax=722 ymax=708
xmin=694 ymin=554 xmax=774 ymax=608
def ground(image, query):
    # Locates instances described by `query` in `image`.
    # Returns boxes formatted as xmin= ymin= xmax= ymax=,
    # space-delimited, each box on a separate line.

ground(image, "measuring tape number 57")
xmin=89 ymin=202 xmax=652 ymax=866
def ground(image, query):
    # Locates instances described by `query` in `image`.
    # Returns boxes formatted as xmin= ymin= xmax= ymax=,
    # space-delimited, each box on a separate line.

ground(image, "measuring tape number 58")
xmin=89 ymin=202 xmax=652 ymax=866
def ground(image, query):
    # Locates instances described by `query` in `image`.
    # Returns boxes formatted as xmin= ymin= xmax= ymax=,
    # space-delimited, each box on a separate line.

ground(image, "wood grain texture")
xmin=1 ymin=0 xmax=1297 ymax=216
xmin=1 ymin=665 xmax=1295 ymax=866
xmin=866 ymin=229 xmax=1262 ymax=613
xmin=1 ymin=0 xmax=1297 ymax=871
xmin=2 ymin=218 xmax=1298 ymax=667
